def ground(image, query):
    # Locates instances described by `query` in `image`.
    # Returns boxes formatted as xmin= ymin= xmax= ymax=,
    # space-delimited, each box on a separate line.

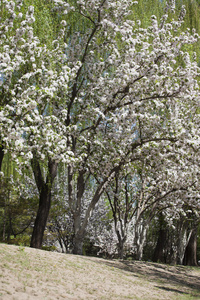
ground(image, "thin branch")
xmin=66 ymin=21 xmax=100 ymax=127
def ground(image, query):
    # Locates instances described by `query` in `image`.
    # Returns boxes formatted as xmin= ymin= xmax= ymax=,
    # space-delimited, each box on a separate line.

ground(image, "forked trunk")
xmin=72 ymin=175 xmax=106 ymax=255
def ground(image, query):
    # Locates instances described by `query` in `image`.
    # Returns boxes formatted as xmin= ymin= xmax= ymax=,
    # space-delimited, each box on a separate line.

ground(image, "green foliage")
xmin=130 ymin=0 xmax=164 ymax=27
xmin=8 ymin=235 xmax=31 ymax=247
xmin=130 ymin=0 xmax=200 ymax=64
xmin=0 ymin=153 xmax=38 ymax=244
xmin=23 ymin=0 xmax=55 ymax=47
xmin=42 ymin=245 xmax=57 ymax=251
xmin=82 ymin=238 xmax=100 ymax=257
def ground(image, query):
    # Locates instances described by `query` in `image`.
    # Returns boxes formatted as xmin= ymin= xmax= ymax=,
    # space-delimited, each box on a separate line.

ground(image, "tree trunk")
xmin=115 ymin=225 xmax=126 ymax=259
xmin=152 ymin=213 xmax=168 ymax=263
xmin=30 ymin=186 xmax=51 ymax=248
xmin=134 ymin=221 xmax=148 ymax=261
xmin=136 ymin=227 xmax=147 ymax=261
xmin=71 ymin=167 xmax=115 ymax=255
xmin=176 ymin=223 xmax=192 ymax=265
xmin=30 ymin=155 xmax=57 ymax=249
xmin=117 ymin=239 xmax=124 ymax=259
xmin=72 ymin=172 xmax=107 ymax=254
xmin=152 ymin=227 xmax=167 ymax=263
xmin=73 ymin=232 xmax=84 ymax=255
xmin=183 ymin=227 xmax=198 ymax=266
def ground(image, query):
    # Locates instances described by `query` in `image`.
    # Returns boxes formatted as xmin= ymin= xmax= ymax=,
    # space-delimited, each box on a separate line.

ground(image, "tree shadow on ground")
xmin=156 ymin=286 xmax=191 ymax=295
xmin=94 ymin=258 xmax=200 ymax=296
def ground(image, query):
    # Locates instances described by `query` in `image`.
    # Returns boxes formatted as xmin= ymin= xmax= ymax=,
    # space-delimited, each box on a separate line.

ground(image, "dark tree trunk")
xmin=152 ymin=214 xmax=168 ymax=263
xmin=152 ymin=227 xmax=167 ymax=263
xmin=183 ymin=227 xmax=198 ymax=266
xmin=30 ymin=186 xmax=51 ymax=248
xmin=30 ymin=155 xmax=57 ymax=249
xmin=117 ymin=239 xmax=124 ymax=259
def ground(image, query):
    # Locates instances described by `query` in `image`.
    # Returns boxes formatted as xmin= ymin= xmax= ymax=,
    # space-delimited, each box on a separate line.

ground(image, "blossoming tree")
xmin=0 ymin=0 xmax=200 ymax=252
xmin=53 ymin=0 xmax=200 ymax=254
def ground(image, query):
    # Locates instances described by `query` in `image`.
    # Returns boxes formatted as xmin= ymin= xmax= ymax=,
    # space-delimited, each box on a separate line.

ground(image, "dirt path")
xmin=0 ymin=243 xmax=200 ymax=299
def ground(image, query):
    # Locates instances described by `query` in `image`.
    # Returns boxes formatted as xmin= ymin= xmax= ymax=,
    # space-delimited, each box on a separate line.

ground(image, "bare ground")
xmin=0 ymin=243 xmax=200 ymax=300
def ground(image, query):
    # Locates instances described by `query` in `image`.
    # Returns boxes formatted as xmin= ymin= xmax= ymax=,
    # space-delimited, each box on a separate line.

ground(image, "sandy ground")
xmin=0 ymin=243 xmax=200 ymax=300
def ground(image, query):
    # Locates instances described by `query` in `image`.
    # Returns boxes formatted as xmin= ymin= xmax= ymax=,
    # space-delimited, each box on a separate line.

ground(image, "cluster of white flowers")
xmin=0 ymin=1 xmax=82 ymax=166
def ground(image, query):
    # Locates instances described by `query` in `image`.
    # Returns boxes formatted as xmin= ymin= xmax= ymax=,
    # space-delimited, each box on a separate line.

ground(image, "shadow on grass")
xmin=156 ymin=286 xmax=189 ymax=294
xmin=94 ymin=259 xmax=200 ymax=295
xmin=156 ymin=286 xmax=200 ymax=298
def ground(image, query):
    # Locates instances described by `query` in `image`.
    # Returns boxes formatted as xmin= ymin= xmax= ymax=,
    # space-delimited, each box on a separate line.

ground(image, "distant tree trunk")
xmin=115 ymin=228 xmax=126 ymax=259
xmin=107 ymin=173 xmax=127 ymax=259
xmin=152 ymin=227 xmax=167 ymax=263
xmin=152 ymin=214 xmax=167 ymax=263
xmin=117 ymin=239 xmax=125 ymax=260
xmin=176 ymin=221 xmax=192 ymax=265
xmin=73 ymin=210 xmax=85 ymax=255
xmin=176 ymin=221 xmax=187 ymax=265
xmin=113 ymin=207 xmax=126 ymax=259
xmin=72 ymin=170 xmax=108 ymax=255
xmin=30 ymin=155 xmax=57 ymax=249
xmin=72 ymin=171 xmax=85 ymax=255
xmin=134 ymin=223 xmax=147 ymax=261
xmin=183 ymin=227 xmax=198 ymax=266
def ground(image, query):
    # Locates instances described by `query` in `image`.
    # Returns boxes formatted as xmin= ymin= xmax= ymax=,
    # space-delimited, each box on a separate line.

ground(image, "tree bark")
xmin=134 ymin=223 xmax=147 ymax=261
xmin=30 ymin=155 xmax=57 ymax=249
xmin=152 ymin=214 xmax=167 ymax=263
xmin=73 ymin=210 xmax=85 ymax=255
xmin=72 ymin=171 xmax=109 ymax=254
xmin=72 ymin=171 xmax=85 ymax=255
xmin=117 ymin=237 xmax=125 ymax=259
xmin=30 ymin=185 xmax=51 ymax=248
xmin=152 ymin=227 xmax=167 ymax=263
xmin=183 ymin=227 xmax=198 ymax=266
xmin=176 ymin=222 xmax=192 ymax=265
xmin=115 ymin=221 xmax=126 ymax=259
xmin=73 ymin=233 xmax=84 ymax=255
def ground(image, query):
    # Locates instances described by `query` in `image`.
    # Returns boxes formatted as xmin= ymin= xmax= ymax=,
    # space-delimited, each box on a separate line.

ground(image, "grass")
xmin=0 ymin=243 xmax=200 ymax=300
